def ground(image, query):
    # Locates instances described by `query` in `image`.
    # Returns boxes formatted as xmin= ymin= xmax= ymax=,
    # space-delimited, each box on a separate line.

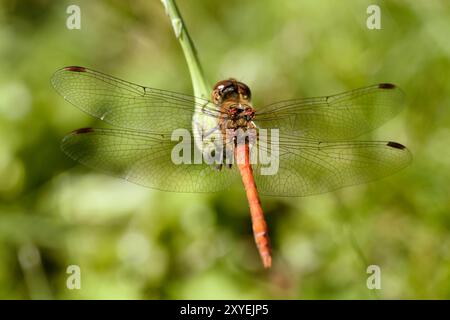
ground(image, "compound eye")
xmin=238 ymin=84 xmax=251 ymax=101
xmin=214 ymin=80 xmax=233 ymax=93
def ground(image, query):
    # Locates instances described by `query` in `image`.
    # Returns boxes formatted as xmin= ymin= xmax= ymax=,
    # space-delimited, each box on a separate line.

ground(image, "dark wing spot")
xmin=72 ymin=127 xmax=94 ymax=134
xmin=64 ymin=66 xmax=86 ymax=72
xmin=387 ymin=141 xmax=406 ymax=150
xmin=378 ymin=83 xmax=396 ymax=89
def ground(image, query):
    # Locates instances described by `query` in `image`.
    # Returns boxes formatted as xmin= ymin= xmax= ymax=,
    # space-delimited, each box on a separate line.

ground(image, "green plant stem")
xmin=160 ymin=0 xmax=210 ymax=99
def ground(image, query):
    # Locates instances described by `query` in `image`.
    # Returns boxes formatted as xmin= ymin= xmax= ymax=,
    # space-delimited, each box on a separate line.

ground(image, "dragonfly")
xmin=52 ymin=66 xmax=412 ymax=268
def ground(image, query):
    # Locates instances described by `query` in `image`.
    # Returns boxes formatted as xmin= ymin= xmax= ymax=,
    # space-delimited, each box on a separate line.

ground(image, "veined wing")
xmin=61 ymin=127 xmax=239 ymax=193
xmin=52 ymin=66 xmax=220 ymax=132
xmin=251 ymin=133 xmax=412 ymax=196
xmin=255 ymin=83 xmax=405 ymax=140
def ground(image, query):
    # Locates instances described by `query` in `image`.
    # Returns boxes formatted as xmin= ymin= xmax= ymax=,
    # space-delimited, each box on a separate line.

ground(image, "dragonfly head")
xmin=212 ymin=78 xmax=252 ymax=105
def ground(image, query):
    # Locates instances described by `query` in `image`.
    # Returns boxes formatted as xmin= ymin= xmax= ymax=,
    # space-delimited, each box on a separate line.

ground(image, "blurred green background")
xmin=1 ymin=0 xmax=449 ymax=299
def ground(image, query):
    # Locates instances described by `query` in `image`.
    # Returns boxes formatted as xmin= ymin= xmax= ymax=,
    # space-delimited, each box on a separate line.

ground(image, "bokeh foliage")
xmin=0 ymin=0 xmax=449 ymax=299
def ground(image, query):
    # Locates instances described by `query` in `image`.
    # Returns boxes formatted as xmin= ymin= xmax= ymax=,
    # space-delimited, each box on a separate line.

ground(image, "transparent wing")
xmin=255 ymin=83 xmax=405 ymax=140
xmin=251 ymin=133 xmax=412 ymax=196
xmin=61 ymin=127 xmax=239 ymax=193
xmin=52 ymin=66 xmax=220 ymax=132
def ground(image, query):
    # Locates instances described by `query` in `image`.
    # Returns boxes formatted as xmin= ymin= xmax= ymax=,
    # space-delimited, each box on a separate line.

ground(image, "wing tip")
xmin=377 ymin=82 xmax=406 ymax=104
xmin=60 ymin=127 xmax=96 ymax=157
xmin=61 ymin=127 xmax=95 ymax=147
xmin=51 ymin=66 xmax=87 ymax=92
